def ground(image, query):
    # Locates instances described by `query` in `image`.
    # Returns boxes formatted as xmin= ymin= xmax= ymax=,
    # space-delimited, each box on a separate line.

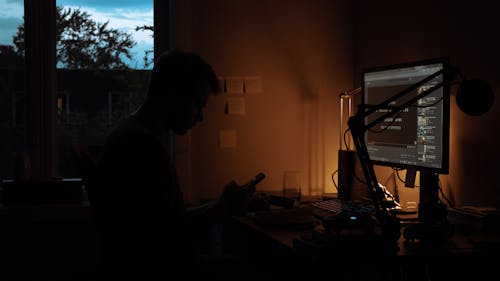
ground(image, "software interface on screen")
xmin=363 ymin=61 xmax=448 ymax=171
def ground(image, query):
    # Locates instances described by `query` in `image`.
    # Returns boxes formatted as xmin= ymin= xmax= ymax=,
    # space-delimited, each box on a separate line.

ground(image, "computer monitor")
xmin=360 ymin=57 xmax=452 ymax=225
xmin=362 ymin=57 xmax=450 ymax=176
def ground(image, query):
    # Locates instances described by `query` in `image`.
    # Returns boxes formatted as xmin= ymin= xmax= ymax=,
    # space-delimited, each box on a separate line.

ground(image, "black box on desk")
xmin=1 ymin=178 xmax=83 ymax=206
xmin=449 ymin=206 xmax=500 ymax=234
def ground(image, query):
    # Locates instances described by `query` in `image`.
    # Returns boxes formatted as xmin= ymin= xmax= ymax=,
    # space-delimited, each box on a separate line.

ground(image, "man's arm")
xmin=184 ymin=180 xmax=254 ymax=227
xmin=185 ymin=201 xmax=222 ymax=227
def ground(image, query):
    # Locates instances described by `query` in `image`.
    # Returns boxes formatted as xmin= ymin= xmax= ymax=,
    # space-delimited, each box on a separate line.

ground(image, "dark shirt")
xmin=94 ymin=116 xmax=191 ymax=279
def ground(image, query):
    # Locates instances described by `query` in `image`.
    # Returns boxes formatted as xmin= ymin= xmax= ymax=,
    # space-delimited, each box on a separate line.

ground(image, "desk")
xmin=223 ymin=207 xmax=498 ymax=281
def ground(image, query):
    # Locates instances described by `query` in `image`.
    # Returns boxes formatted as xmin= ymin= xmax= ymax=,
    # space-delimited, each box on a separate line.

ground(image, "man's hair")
xmin=146 ymin=50 xmax=220 ymax=104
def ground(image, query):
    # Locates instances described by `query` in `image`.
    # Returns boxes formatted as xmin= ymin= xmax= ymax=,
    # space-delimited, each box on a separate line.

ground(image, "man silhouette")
xmin=93 ymin=50 xmax=255 ymax=280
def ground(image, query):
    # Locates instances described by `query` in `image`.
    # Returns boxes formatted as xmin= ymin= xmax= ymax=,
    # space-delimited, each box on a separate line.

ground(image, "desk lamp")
xmin=346 ymin=58 xmax=494 ymax=244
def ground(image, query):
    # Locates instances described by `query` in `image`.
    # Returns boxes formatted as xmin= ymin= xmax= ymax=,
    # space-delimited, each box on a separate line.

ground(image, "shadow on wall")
xmin=456 ymin=135 xmax=500 ymax=207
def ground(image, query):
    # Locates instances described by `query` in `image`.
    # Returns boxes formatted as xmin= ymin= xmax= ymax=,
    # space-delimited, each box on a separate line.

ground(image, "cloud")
xmin=0 ymin=0 xmax=24 ymax=19
xmin=124 ymin=41 xmax=154 ymax=69
xmin=0 ymin=0 xmax=154 ymax=69
xmin=0 ymin=17 xmax=22 ymax=45
xmin=60 ymin=3 xmax=153 ymax=69
xmin=62 ymin=5 xmax=153 ymax=44
xmin=59 ymin=0 xmax=150 ymax=10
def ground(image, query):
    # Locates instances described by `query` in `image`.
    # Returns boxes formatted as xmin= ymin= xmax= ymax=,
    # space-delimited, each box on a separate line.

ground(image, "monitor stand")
xmin=402 ymin=171 xmax=454 ymax=243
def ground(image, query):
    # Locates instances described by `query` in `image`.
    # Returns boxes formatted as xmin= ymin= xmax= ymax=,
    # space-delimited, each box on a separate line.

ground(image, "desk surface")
xmin=231 ymin=207 xmax=495 ymax=259
xmin=226 ymin=207 xmax=500 ymax=281
xmin=224 ymin=210 xmax=497 ymax=281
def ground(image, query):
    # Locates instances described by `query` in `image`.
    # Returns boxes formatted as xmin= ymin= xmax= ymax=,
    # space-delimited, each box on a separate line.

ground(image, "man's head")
xmin=143 ymin=50 xmax=220 ymax=134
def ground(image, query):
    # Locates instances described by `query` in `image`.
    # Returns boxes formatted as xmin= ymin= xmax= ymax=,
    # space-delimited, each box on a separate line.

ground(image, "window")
xmin=0 ymin=0 xmax=25 ymax=180
xmin=56 ymin=91 xmax=70 ymax=117
xmin=11 ymin=91 xmax=25 ymax=127
xmin=108 ymin=91 xmax=132 ymax=124
xmin=2 ymin=0 xmax=170 ymax=180
xmin=56 ymin=91 xmax=70 ymax=122
xmin=56 ymin=0 xmax=153 ymax=177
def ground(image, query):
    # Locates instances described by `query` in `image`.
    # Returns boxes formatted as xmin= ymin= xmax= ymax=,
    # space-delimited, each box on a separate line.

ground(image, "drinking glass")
xmin=282 ymin=170 xmax=301 ymax=202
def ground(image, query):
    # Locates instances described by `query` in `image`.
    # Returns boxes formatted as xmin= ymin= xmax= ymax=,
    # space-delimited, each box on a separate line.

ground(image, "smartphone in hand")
xmin=243 ymin=172 xmax=266 ymax=193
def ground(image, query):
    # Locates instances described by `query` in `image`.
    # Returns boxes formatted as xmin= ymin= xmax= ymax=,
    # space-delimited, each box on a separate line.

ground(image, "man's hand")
xmin=217 ymin=180 xmax=254 ymax=215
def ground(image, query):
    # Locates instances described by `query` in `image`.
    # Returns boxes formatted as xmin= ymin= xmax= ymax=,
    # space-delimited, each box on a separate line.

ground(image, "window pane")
xmin=0 ymin=0 xmax=25 ymax=180
xmin=56 ymin=0 xmax=153 ymax=177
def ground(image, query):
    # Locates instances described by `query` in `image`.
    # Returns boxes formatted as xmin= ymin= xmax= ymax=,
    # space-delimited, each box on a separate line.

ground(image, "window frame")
xmin=23 ymin=0 xmax=173 ymax=179
xmin=12 ymin=91 xmax=25 ymax=128
xmin=107 ymin=91 xmax=132 ymax=123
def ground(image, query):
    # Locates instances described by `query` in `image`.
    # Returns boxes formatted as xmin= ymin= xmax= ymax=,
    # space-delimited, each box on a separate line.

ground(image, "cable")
xmin=353 ymin=170 xmax=367 ymax=186
xmin=330 ymin=169 xmax=339 ymax=192
xmin=394 ymin=168 xmax=420 ymax=188
xmin=343 ymin=128 xmax=351 ymax=151
xmin=342 ymin=128 xmax=368 ymax=185
xmin=438 ymin=179 xmax=454 ymax=208
xmin=394 ymin=168 xmax=405 ymax=183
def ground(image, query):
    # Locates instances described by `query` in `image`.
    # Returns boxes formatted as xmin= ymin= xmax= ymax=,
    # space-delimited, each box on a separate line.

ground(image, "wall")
xmin=174 ymin=0 xmax=355 ymax=203
xmin=356 ymin=0 xmax=500 ymax=207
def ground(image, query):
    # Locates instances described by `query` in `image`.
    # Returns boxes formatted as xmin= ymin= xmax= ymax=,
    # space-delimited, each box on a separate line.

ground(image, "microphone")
xmin=456 ymin=78 xmax=494 ymax=116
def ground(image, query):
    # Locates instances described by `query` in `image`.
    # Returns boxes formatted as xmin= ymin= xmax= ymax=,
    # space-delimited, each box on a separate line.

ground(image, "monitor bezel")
xmin=361 ymin=57 xmax=450 ymax=175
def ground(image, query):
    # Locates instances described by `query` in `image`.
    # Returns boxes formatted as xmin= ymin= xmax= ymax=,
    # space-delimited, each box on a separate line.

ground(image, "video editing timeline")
xmin=363 ymin=63 xmax=445 ymax=169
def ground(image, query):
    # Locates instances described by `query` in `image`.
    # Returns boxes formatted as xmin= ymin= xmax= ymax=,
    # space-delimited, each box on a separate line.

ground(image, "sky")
xmin=0 ymin=0 xmax=154 ymax=69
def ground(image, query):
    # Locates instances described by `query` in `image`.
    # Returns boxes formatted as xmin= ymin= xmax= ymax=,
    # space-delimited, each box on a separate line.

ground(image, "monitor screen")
xmin=362 ymin=58 xmax=450 ymax=174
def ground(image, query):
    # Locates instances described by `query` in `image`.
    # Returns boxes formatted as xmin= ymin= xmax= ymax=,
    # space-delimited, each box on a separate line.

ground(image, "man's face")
xmin=169 ymin=91 xmax=210 ymax=135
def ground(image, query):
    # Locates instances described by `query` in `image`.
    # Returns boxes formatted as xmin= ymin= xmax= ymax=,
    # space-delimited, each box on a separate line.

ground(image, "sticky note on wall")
xmin=225 ymin=76 xmax=244 ymax=94
xmin=225 ymin=97 xmax=246 ymax=115
xmin=244 ymin=76 xmax=262 ymax=93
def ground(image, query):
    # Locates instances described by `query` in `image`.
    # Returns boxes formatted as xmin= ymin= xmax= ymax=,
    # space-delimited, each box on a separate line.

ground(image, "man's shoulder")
xmin=112 ymin=116 xmax=150 ymax=135
xmin=97 ymin=117 xmax=169 ymax=171
xmin=99 ymin=117 xmax=163 ymax=161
